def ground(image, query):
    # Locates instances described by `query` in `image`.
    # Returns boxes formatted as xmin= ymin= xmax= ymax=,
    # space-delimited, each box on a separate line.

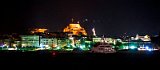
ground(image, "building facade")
xmin=21 ymin=35 xmax=40 ymax=47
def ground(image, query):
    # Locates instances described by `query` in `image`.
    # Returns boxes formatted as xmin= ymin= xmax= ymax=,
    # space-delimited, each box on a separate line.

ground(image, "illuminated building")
xmin=135 ymin=34 xmax=151 ymax=41
xmin=31 ymin=28 xmax=48 ymax=34
xmin=40 ymin=37 xmax=57 ymax=48
xmin=2 ymin=39 xmax=10 ymax=48
xmin=48 ymin=32 xmax=69 ymax=38
xmin=92 ymin=37 xmax=116 ymax=44
xmin=121 ymin=41 xmax=153 ymax=50
xmin=21 ymin=35 xmax=40 ymax=47
xmin=63 ymin=23 xmax=87 ymax=36
xmin=118 ymin=34 xmax=152 ymax=50
xmin=13 ymin=41 xmax=21 ymax=48
xmin=120 ymin=34 xmax=153 ymax=50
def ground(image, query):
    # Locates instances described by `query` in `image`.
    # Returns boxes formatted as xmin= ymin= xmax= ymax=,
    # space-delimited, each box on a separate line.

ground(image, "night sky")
xmin=2 ymin=0 xmax=160 ymax=36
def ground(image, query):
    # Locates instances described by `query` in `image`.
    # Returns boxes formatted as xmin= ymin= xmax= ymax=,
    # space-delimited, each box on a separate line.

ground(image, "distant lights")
xmin=85 ymin=19 xmax=88 ymax=21
xmin=130 ymin=46 xmax=136 ymax=49
xmin=145 ymin=46 xmax=149 ymax=49
xmin=137 ymin=46 xmax=158 ymax=51
xmin=40 ymin=44 xmax=43 ymax=48
xmin=31 ymin=28 xmax=48 ymax=34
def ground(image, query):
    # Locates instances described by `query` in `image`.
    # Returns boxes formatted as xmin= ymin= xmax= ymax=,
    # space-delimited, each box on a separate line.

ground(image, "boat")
xmin=90 ymin=42 xmax=116 ymax=53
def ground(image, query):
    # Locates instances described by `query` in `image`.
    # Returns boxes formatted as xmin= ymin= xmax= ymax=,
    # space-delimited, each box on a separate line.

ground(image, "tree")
xmin=115 ymin=41 xmax=123 ymax=50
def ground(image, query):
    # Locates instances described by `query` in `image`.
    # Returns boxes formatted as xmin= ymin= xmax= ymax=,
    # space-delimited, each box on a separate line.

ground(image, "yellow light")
xmin=144 ymin=35 xmax=149 ymax=38
xmin=63 ymin=23 xmax=87 ymax=36
xmin=13 ymin=44 xmax=17 ymax=47
xmin=22 ymin=44 xmax=26 ymax=47
xmin=31 ymin=28 xmax=48 ymax=33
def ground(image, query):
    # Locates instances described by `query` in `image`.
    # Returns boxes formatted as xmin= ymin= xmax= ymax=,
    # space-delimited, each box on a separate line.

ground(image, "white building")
xmin=40 ymin=37 xmax=57 ymax=48
xmin=21 ymin=35 xmax=40 ymax=47
xmin=92 ymin=37 xmax=116 ymax=44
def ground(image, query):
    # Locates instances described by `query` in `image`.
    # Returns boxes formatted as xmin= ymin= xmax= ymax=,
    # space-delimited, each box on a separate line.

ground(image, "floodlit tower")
xmin=92 ymin=28 xmax=96 ymax=36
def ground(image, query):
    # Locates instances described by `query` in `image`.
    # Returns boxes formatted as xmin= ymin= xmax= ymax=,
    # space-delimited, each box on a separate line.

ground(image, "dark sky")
xmin=2 ymin=0 xmax=160 ymax=36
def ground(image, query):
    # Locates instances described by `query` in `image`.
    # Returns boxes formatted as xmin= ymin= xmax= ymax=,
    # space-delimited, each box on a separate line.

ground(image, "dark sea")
xmin=0 ymin=50 xmax=160 ymax=68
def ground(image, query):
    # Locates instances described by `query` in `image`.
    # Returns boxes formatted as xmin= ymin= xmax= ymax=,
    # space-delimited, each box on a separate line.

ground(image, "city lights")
xmin=0 ymin=20 xmax=159 ymax=53
xmin=1 ymin=0 xmax=160 ymax=65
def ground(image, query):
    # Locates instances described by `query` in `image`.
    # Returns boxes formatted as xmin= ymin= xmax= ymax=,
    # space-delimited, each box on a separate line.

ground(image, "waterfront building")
xmin=40 ymin=37 xmax=58 ymax=48
xmin=21 ymin=35 xmax=40 ymax=47
xmin=92 ymin=37 xmax=116 ymax=44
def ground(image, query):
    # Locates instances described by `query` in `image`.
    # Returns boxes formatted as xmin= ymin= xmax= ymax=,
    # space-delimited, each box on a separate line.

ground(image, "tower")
xmin=92 ymin=28 xmax=96 ymax=36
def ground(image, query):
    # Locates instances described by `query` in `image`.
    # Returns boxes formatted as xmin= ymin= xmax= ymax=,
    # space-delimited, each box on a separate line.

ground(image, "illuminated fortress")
xmin=63 ymin=22 xmax=87 ymax=36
